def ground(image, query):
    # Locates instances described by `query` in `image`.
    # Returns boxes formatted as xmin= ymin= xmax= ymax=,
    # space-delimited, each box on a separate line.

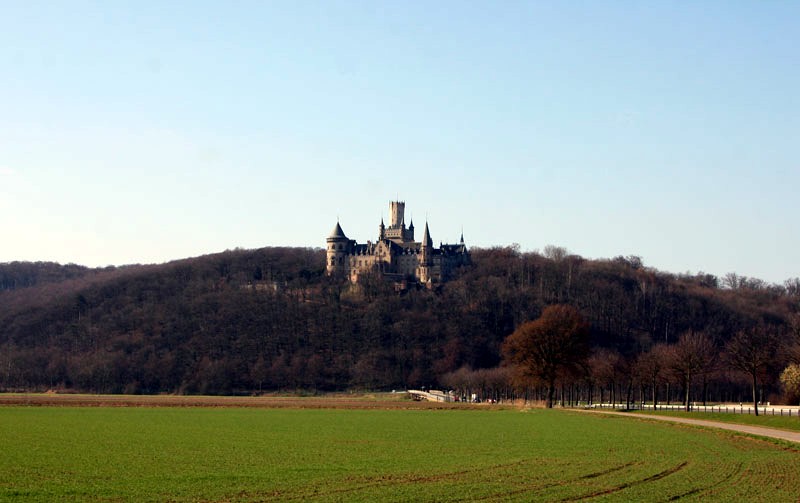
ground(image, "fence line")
xmin=582 ymin=402 xmax=798 ymax=417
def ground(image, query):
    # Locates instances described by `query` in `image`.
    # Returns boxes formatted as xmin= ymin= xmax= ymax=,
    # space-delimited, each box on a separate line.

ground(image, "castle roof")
xmin=328 ymin=222 xmax=347 ymax=239
xmin=441 ymin=243 xmax=468 ymax=255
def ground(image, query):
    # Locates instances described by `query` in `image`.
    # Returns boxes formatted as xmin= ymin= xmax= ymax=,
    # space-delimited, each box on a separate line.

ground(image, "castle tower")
xmin=378 ymin=218 xmax=385 ymax=241
xmin=385 ymin=200 xmax=413 ymax=243
xmin=326 ymin=222 xmax=349 ymax=275
xmin=389 ymin=201 xmax=405 ymax=228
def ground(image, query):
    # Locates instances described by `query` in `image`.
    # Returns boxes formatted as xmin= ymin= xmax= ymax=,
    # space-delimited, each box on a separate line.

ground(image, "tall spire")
xmin=422 ymin=222 xmax=433 ymax=247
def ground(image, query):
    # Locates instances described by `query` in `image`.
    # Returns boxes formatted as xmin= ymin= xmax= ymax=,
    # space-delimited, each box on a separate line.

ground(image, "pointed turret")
xmin=403 ymin=218 xmax=415 ymax=242
xmin=328 ymin=222 xmax=347 ymax=239
xmin=378 ymin=218 xmax=385 ymax=240
xmin=421 ymin=222 xmax=433 ymax=248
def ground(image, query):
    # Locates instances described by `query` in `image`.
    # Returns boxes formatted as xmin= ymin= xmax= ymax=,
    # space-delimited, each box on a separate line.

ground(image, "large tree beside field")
xmin=502 ymin=304 xmax=590 ymax=408
xmin=725 ymin=326 xmax=780 ymax=416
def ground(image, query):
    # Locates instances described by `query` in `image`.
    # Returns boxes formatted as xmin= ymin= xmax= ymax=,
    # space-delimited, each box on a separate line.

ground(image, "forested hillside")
xmin=1 ymin=246 xmax=798 ymax=401
xmin=1 ymin=262 xmax=97 ymax=291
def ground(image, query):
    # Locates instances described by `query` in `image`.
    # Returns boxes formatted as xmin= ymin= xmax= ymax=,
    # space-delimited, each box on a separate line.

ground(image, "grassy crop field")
xmin=635 ymin=409 xmax=800 ymax=433
xmin=1 ymin=403 xmax=799 ymax=502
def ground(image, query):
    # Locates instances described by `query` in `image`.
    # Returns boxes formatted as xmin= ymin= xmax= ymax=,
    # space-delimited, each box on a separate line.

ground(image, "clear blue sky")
xmin=1 ymin=1 xmax=798 ymax=284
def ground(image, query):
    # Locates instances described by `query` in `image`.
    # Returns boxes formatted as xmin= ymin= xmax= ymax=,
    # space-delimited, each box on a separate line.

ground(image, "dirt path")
xmin=577 ymin=409 xmax=800 ymax=444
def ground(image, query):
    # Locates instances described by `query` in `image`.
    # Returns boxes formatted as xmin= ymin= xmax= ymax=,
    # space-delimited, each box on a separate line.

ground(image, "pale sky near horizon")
xmin=1 ymin=1 xmax=798 ymax=284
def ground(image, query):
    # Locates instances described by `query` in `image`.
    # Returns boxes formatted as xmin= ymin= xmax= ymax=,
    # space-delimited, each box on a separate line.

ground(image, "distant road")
xmin=578 ymin=410 xmax=800 ymax=444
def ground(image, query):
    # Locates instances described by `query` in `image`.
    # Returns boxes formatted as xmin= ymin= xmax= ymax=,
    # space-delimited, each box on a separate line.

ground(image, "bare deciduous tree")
xmin=543 ymin=245 xmax=568 ymax=262
xmin=669 ymin=332 xmax=717 ymax=412
xmin=634 ymin=344 xmax=670 ymax=410
xmin=589 ymin=349 xmax=623 ymax=406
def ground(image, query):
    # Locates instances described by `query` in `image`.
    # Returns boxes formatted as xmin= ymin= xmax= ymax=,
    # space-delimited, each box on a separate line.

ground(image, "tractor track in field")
xmin=560 ymin=461 xmax=688 ymax=501
xmin=665 ymin=461 xmax=743 ymax=501
xmin=463 ymin=461 xmax=639 ymax=502
xmin=237 ymin=459 xmax=534 ymax=502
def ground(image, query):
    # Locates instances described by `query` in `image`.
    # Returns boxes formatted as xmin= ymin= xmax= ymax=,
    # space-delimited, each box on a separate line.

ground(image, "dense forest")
xmin=1 ymin=246 xmax=798 ymax=404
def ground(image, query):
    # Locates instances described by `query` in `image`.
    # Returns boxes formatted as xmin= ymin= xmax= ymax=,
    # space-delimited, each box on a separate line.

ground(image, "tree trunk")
xmin=652 ymin=377 xmax=658 ymax=411
xmin=752 ymin=372 xmax=759 ymax=417
xmin=546 ymin=381 xmax=556 ymax=408
xmin=625 ymin=380 xmax=632 ymax=410
xmin=702 ymin=375 xmax=708 ymax=406
xmin=684 ymin=371 xmax=691 ymax=412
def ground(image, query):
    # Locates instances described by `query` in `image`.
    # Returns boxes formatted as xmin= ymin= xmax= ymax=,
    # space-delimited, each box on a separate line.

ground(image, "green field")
xmin=1 ymin=406 xmax=798 ymax=501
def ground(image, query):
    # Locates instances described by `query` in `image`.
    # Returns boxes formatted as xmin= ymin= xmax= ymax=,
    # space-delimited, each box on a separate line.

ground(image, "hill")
xmin=0 ymin=246 xmax=797 ymax=397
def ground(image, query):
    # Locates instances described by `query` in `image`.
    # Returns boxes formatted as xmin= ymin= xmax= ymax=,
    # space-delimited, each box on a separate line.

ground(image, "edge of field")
xmin=629 ymin=409 xmax=800 ymax=432
xmin=0 ymin=392 xmax=514 ymax=410
xmin=570 ymin=408 xmax=800 ymax=446
xmin=7 ymin=393 xmax=799 ymax=447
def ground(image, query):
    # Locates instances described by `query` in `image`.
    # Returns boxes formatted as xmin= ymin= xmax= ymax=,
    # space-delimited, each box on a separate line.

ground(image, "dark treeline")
xmin=1 ymin=246 xmax=798 ymax=402
xmin=1 ymin=261 xmax=95 ymax=291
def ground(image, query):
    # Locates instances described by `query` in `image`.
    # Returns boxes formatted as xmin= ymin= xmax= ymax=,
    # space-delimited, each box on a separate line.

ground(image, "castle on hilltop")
xmin=326 ymin=201 xmax=469 ymax=285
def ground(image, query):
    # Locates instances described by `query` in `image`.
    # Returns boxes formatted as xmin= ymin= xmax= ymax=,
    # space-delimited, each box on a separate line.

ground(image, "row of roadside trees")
xmin=445 ymin=305 xmax=800 ymax=415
